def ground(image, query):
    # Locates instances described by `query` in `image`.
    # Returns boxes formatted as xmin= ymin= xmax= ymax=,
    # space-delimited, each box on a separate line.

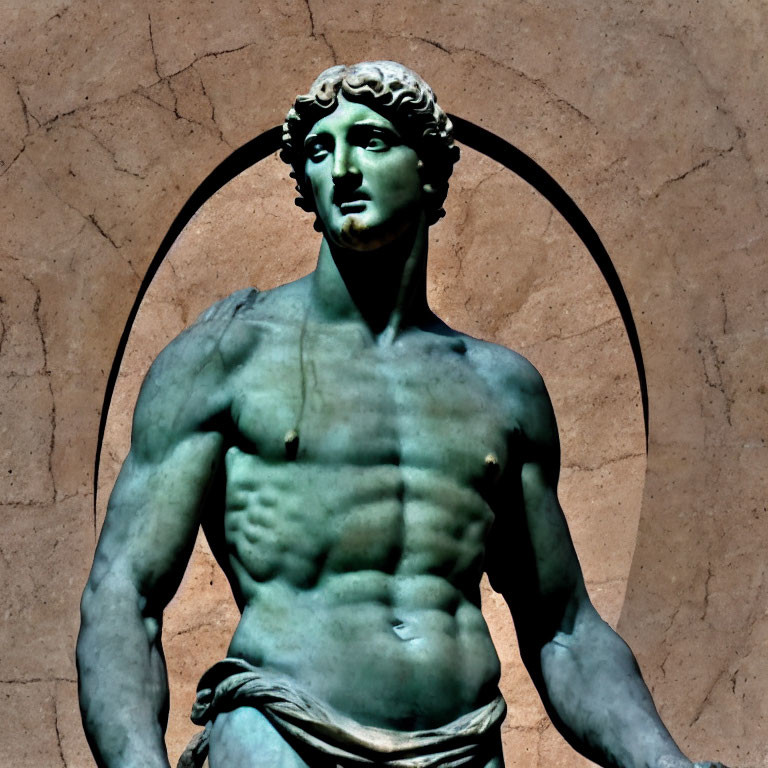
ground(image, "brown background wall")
xmin=0 ymin=2 xmax=765 ymax=767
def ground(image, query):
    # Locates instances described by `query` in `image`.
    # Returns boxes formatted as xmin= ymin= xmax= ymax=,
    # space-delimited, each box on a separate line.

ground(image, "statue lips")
xmin=339 ymin=200 xmax=367 ymax=214
xmin=334 ymin=189 xmax=369 ymax=215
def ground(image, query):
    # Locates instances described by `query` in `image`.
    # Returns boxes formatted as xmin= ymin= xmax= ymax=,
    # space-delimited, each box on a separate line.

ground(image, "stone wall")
xmin=1 ymin=2 xmax=764 ymax=766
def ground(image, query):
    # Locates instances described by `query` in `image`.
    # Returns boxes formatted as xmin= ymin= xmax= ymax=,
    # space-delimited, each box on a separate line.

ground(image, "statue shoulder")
xmin=137 ymin=287 xmax=268 ymax=423
xmin=464 ymin=336 xmax=558 ymax=450
xmin=194 ymin=287 xmax=261 ymax=323
xmin=422 ymin=316 xmax=542 ymax=394
xmin=133 ymin=280 xmax=310 ymax=458
xmin=185 ymin=278 xmax=311 ymax=367
xmin=194 ymin=277 xmax=311 ymax=327
xmin=461 ymin=335 xmax=544 ymax=395
xmin=149 ymin=288 xmax=259 ymax=376
xmin=131 ymin=318 xmax=232 ymax=458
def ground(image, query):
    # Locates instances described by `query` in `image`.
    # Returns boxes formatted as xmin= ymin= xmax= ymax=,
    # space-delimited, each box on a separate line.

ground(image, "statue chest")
xmin=226 ymin=324 xmax=511 ymax=484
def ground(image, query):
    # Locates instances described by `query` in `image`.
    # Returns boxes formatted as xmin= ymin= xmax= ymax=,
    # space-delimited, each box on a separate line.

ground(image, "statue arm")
xmin=77 ymin=325 xmax=227 ymax=768
xmin=486 ymin=363 xmax=701 ymax=768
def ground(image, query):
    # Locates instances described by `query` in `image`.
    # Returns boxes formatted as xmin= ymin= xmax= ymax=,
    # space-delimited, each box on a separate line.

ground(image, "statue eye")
xmin=352 ymin=126 xmax=396 ymax=151
xmin=364 ymin=133 xmax=389 ymax=151
xmin=305 ymin=137 xmax=329 ymax=162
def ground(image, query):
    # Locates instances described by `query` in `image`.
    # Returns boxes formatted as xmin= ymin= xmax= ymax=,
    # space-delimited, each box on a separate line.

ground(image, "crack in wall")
xmin=654 ymin=24 xmax=766 ymax=217
xmin=168 ymin=617 xmax=222 ymax=639
xmin=0 ymin=677 xmax=77 ymax=685
xmin=24 ymin=275 xmax=57 ymax=504
xmin=136 ymin=80 xmax=229 ymax=147
xmin=169 ymin=624 xmax=206 ymax=639
xmin=0 ymin=62 xmax=35 ymax=138
xmin=10 ymin=29 xmax=258 ymax=137
xmin=451 ymin=167 xmax=506 ymax=283
xmin=163 ymin=76 xmax=205 ymax=133
xmin=658 ymin=602 xmax=683 ymax=679
xmin=407 ymin=39 xmax=593 ymax=125
xmin=697 ymin=333 xmax=733 ymax=427
xmin=164 ymin=42 xmax=257 ymax=81
xmin=0 ymin=144 xmax=27 ymax=178
xmin=44 ymin=7 xmax=67 ymax=25
xmin=0 ymin=499 xmax=56 ymax=508
xmin=304 ymin=0 xmax=338 ymax=64
xmin=656 ymin=32 xmax=753 ymax=137
xmin=719 ymin=290 xmax=728 ymax=336
xmin=17 ymin=153 xmax=140 ymax=279
xmin=57 ymin=490 xmax=84 ymax=504
xmin=588 ymin=577 xmax=626 ymax=590
xmin=534 ymin=718 xmax=548 ymax=767
xmin=652 ymin=145 xmax=734 ymax=197
xmin=540 ymin=315 xmax=621 ymax=345
xmin=16 ymin=83 xmax=32 ymax=134
xmin=88 ymin=213 xmax=119 ymax=250
xmin=75 ymin=122 xmax=146 ymax=180
xmin=689 ymin=665 xmax=727 ymax=728
xmin=681 ymin=560 xmax=767 ymax=734
xmin=501 ymin=718 xmax=548 ymax=734
xmin=197 ymin=70 xmax=230 ymax=147
xmin=562 ymin=450 xmax=644 ymax=473
xmin=40 ymin=108 xmax=77 ymax=132
xmin=700 ymin=564 xmax=713 ymax=621
xmin=0 ymin=541 xmax=11 ymax=571
xmin=541 ymin=207 xmax=555 ymax=239
xmin=413 ymin=36 xmax=451 ymax=54
xmin=166 ymin=78 xmax=186 ymax=124
xmin=545 ymin=94 xmax=591 ymax=122
xmin=52 ymin=690 xmax=67 ymax=767
xmin=148 ymin=13 xmax=161 ymax=81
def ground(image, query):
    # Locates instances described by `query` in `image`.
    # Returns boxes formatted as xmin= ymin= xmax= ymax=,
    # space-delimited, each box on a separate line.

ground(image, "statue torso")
xmin=200 ymin=283 xmax=522 ymax=729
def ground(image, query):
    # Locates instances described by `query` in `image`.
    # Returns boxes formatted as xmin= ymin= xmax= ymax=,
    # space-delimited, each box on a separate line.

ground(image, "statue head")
xmin=281 ymin=61 xmax=460 ymax=235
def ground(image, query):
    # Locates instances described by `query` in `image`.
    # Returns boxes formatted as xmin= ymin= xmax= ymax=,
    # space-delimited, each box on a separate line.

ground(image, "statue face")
xmin=303 ymin=95 xmax=424 ymax=251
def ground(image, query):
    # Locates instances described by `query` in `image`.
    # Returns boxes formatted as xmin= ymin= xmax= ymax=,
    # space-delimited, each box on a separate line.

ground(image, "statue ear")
xmin=417 ymin=159 xmax=434 ymax=198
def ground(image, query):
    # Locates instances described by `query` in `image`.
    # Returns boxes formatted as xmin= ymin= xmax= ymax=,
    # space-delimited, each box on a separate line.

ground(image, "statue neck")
xmin=310 ymin=219 xmax=431 ymax=344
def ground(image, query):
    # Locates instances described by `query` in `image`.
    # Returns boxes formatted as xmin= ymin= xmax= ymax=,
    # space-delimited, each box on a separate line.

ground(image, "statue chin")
xmin=333 ymin=214 xmax=413 ymax=253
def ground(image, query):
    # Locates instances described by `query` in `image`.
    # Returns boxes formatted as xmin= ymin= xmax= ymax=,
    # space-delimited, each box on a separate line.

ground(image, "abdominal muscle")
xmin=226 ymin=571 xmax=502 ymax=730
xmin=217 ymin=465 xmax=501 ymax=730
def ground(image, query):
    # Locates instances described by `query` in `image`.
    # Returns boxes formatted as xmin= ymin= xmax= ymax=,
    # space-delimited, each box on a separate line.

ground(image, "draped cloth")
xmin=177 ymin=658 xmax=507 ymax=768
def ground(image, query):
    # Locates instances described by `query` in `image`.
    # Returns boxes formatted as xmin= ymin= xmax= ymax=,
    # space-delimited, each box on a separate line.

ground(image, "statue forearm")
xmin=534 ymin=601 xmax=687 ymax=768
xmin=77 ymin=576 xmax=171 ymax=768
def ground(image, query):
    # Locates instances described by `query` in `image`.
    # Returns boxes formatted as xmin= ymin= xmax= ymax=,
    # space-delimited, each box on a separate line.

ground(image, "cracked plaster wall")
xmin=0 ymin=2 xmax=765 ymax=767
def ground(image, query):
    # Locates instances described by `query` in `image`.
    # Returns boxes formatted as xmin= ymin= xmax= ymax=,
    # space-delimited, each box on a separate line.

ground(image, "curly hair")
xmin=281 ymin=61 xmax=460 ymax=226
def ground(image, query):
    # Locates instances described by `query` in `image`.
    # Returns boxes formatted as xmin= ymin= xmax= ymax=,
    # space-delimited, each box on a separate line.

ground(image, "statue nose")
xmin=332 ymin=147 xmax=359 ymax=183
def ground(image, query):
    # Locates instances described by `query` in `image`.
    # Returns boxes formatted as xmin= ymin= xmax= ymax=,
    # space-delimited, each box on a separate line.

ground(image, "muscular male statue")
xmin=77 ymin=62 xmax=723 ymax=768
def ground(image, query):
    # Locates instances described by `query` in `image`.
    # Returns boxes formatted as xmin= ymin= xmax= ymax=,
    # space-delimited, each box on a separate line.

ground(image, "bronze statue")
xmin=77 ymin=61 xmax=726 ymax=768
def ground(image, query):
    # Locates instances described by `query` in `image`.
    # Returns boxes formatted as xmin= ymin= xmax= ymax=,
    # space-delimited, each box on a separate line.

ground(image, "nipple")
xmin=284 ymin=429 xmax=300 ymax=461
xmin=483 ymin=452 xmax=500 ymax=480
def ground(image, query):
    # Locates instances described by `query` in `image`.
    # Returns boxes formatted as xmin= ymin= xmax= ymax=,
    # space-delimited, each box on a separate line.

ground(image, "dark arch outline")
xmin=93 ymin=119 xmax=648 ymax=525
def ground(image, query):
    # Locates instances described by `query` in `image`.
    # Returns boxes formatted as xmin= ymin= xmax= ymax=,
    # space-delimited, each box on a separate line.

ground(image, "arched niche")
xmin=96 ymin=128 xmax=646 ymax=767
